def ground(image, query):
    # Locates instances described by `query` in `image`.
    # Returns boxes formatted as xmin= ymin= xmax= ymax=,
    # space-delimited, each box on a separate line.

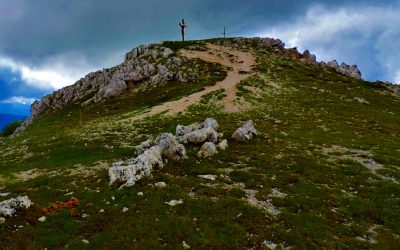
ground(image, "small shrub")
xmin=1 ymin=120 xmax=23 ymax=137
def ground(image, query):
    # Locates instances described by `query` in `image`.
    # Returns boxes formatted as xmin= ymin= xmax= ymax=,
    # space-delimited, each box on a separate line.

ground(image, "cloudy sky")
xmin=1 ymin=0 xmax=399 ymax=116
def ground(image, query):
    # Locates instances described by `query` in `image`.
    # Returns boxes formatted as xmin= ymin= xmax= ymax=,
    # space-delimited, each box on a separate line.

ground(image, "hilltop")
xmin=0 ymin=37 xmax=399 ymax=249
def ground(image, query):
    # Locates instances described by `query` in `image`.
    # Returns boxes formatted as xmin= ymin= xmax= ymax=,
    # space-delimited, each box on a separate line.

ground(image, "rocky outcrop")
xmin=0 ymin=196 xmax=32 ymax=220
xmin=17 ymin=44 xmax=199 ymax=132
xmin=323 ymin=60 xmax=362 ymax=79
xmin=109 ymin=133 xmax=186 ymax=188
xmin=221 ymin=37 xmax=362 ymax=80
xmin=232 ymin=120 xmax=257 ymax=142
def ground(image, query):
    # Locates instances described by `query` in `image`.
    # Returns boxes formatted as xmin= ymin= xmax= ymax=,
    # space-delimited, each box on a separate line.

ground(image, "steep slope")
xmin=0 ymin=38 xmax=399 ymax=249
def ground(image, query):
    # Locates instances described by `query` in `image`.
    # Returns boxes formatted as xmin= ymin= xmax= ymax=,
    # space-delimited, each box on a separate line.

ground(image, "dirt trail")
xmin=132 ymin=43 xmax=256 ymax=121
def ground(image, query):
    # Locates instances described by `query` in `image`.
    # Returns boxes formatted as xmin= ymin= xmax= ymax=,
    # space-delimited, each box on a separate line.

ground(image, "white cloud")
xmin=255 ymin=4 xmax=400 ymax=84
xmin=0 ymin=55 xmax=95 ymax=90
xmin=0 ymin=49 xmax=126 ymax=91
xmin=395 ymin=71 xmax=400 ymax=85
xmin=1 ymin=96 xmax=36 ymax=105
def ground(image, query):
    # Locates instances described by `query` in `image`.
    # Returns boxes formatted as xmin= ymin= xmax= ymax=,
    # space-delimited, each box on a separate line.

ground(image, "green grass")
xmin=0 ymin=40 xmax=399 ymax=249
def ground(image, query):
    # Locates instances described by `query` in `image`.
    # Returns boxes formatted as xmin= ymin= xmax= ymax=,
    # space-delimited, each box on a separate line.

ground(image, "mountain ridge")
xmin=17 ymin=37 xmax=366 ymax=132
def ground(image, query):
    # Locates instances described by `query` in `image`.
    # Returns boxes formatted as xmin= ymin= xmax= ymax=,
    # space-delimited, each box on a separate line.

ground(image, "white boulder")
xmin=0 ymin=196 xmax=32 ymax=218
xmin=232 ymin=120 xmax=257 ymax=142
xmin=197 ymin=142 xmax=218 ymax=158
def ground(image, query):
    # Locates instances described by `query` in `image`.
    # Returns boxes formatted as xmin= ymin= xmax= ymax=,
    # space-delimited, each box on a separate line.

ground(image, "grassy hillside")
xmin=0 ymin=39 xmax=399 ymax=249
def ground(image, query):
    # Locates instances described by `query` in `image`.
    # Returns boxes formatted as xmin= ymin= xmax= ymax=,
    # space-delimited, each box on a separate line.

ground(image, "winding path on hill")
xmin=132 ymin=43 xmax=256 ymax=121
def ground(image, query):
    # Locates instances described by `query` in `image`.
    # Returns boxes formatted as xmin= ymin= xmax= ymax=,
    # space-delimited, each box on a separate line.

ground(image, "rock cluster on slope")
xmin=0 ymin=196 xmax=32 ymax=221
xmin=175 ymin=118 xmax=226 ymax=158
xmin=16 ymin=44 xmax=199 ymax=132
xmin=109 ymin=133 xmax=186 ymax=188
xmin=109 ymin=118 xmax=257 ymax=188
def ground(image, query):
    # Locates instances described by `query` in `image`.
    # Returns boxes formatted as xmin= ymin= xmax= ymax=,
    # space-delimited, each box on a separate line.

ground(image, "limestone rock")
xmin=135 ymin=139 xmax=154 ymax=155
xmin=326 ymin=60 xmax=362 ymax=79
xmin=155 ymin=133 xmax=187 ymax=161
xmin=176 ymin=118 xmax=221 ymax=144
xmin=353 ymin=97 xmax=369 ymax=105
xmin=202 ymin=118 xmax=219 ymax=130
xmin=110 ymin=133 xmax=186 ymax=188
xmin=232 ymin=120 xmax=257 ymax=142
xmin=197 ymin=142 xmax=218 ymax=158
xmin=217 ymin=139 xmax=228 ymax=150
xmin=108 ymin=145 xmax=164 ymax=188
xmin=0 ymin=196 xmax=32 ymax=218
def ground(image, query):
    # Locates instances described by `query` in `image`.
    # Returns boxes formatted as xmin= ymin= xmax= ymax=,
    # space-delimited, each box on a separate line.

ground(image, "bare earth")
xmin=132 ymin=44 xmax=256 ymax=121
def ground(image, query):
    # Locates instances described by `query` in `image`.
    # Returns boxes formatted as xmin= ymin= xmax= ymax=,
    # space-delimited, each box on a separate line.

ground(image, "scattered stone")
xmin=268 ymin=188 xmax=287 ymax=198
xmin=137 ymin=192 xmax=144 ymax=196
xmin=122 ymin=207 xmax=129 ymax=213
xmin=155 ymin=182 xmax=167 ymax=188
xmin=165 ymin=199 xmax=183 ymax=206
xmin=217 ymin=139 xmax=228 ymax=150
xmin=0 ymin=217 xmax=5 ymax=224
xmin=232 ymin=120 xmax=257 ymax=142
xmin=99 ymin=209 xmax=105 ymax=213
xmin=353 ymin=97 xmax=369 ymax=105
xmin=244 ymin=189 xmax=280 ymax=216
xmin=0 ymin=196 xmax=32 ymax=218
xmin=197 ymin=142 xmax=218 ymax=158
xmin=82 ymin=214 xmax=89 ymax=218
xmin=109 ymin=133 xmax=186 ymax=188
xmin=38 ymin=216 xmax=46 ymax=222
xmin=82 ymin=239 xmax=89 ymax=244
xmin=0 ymin=193 xmax=9 ymax=197
xmin=182 ymin=241 xmax=191 ymax=249
xmin=198 ymin=174 xmax=217 ymax=181
xmin=262 ymin=240 xmax=278 ymax=249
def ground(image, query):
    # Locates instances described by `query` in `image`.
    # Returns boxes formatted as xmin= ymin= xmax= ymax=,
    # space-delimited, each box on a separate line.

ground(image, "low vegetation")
xmin=0 ymin=39 xmax=399 ymax=249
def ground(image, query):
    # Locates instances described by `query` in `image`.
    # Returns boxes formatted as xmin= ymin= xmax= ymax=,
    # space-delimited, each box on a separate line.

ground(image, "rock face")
xmin=109 ymin=133 xmax=186 ymax=188
xmin=232 ymin=120 xmax=257 ymax=142
xmin=0 ymin=196 xmax=32 ymax=219
xmin=197 ymin=142 xmax=218 ymax=158
xmin=17 ymin=44 xmax=198 ymax=132
xmin=324 ymin=60 xmax=362 ymax=79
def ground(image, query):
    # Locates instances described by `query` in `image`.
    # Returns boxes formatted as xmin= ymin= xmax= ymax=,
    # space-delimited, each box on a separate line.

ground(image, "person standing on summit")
xmin=179 ymin=19 xmax=188 ymax=46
